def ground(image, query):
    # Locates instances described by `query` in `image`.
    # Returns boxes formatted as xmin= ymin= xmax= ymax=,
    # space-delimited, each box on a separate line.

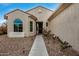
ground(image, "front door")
xmin=36 ymin=22 xmax=43 ymax=34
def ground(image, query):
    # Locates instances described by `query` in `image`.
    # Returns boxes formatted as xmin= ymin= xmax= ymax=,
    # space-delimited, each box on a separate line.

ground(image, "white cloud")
xmin=1 ymin=3 xmax=11 ymax=6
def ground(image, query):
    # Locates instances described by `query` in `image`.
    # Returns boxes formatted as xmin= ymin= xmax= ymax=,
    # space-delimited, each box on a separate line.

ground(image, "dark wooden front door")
xmin=38 ymin=22 xmax=43 ymax=34
xmin=36 ymin=22 xmax=43 ymax=34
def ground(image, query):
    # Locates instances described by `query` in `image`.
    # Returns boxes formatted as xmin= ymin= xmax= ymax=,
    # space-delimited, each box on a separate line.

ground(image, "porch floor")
xmin=29 ymin=35 xmax=48 ymax=56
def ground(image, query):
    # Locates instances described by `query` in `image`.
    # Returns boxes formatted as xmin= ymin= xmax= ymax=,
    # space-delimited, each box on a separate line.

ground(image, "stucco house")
xmin=4 ymin=6 xmax=53 ymax=37
xmin=4 ymin=3 xmax=79 ymax=51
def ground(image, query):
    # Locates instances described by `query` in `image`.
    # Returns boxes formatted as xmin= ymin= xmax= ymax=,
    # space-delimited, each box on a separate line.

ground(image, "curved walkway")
xmin=29 ymin=35 xmax=48 ymax=56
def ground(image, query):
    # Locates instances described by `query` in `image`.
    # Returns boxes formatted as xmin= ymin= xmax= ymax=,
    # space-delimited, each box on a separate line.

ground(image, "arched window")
xmin=14 ymin=18 xmax=23 ymax=32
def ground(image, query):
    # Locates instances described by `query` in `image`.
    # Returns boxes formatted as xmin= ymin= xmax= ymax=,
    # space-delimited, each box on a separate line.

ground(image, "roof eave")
xmin=4 ymin=9 xmax=37 ymax=21
xmin=26 ymin=6 xmax=54 ymax=13
xmin=48 ymin=3 xmax=72 ymax=21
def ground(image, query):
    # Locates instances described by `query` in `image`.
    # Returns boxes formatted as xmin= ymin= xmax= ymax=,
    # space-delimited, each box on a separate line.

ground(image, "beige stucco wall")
xmin=27 ymin=6 xmax=53 ymax=30
xmin=6 ymin=10 xmax=36 ymax=37
xmin=6 ymin=6 xmax=53 ymax=37
xmin=28 ymin=18 xmax=36 ymax=36
xmin=50 ymin=4 xmax=79 ymax=51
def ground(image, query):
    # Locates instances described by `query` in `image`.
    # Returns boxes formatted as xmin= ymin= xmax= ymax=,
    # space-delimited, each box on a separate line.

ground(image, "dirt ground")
xmin=43 ymin=35 xmax=79 ymax=56
xmin=0 ymin=35 xmax=35 ymax=56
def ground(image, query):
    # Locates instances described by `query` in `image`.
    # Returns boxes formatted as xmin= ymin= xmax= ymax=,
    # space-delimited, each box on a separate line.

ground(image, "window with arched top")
xmin=14 ymin=18 xmax=23 ymax=32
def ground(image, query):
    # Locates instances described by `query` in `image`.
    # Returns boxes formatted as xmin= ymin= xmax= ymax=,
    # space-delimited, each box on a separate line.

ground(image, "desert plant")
xmin=60 ymin=41 xmax=72 ymax=50
xmin=43 ymin=29 xmax=48 ymax=36
xmin=46 ymin=30 xmax=51 ymax=44
xmin=43 ymin=29 xmax=51 ymax=44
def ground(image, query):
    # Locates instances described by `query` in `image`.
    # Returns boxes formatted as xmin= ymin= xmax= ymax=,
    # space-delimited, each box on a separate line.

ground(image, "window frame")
xmin=14 ymin=19 xmax=23 ymax=32
xmin=30 ymin=21 xmax=33 ymax=32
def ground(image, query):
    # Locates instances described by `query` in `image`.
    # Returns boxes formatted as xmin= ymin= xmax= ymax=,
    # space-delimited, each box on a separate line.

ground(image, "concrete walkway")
xmin=29 ymin=35 xmax=48 ymax=56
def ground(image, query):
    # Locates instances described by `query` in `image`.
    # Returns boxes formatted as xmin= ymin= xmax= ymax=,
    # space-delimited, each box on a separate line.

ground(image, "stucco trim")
xmin=48 ymin=3 xmax=72 ymax=21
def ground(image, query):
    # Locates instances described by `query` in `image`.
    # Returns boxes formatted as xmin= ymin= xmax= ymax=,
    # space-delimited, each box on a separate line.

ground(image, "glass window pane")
xmin=14 ymin=19 xmax=23 ymax=32
xmin=30 ymin=21 xmax=33 ymax=32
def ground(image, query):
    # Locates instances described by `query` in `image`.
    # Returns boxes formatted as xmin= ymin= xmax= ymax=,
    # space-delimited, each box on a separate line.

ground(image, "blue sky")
xmin=0 ymin=3 xmax=60 ymax=24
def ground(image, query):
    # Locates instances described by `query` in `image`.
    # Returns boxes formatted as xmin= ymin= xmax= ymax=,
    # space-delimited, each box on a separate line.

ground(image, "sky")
xmin=0 ymin=3 xmax=60 ymax=24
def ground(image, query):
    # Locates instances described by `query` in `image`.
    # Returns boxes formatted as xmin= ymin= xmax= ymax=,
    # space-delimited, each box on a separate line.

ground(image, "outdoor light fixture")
xmin=38 ymin=9 xmax=42 ymax=13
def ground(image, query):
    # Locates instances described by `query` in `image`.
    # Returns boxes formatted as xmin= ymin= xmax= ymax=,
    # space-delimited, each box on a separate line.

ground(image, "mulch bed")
xmin=0 ymin=35 xmax=35 ymax=56
xmin=43 ymin=35 xmax=79 ymax=56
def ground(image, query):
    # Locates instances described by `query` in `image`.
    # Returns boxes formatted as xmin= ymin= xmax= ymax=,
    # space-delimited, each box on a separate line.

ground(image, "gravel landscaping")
xmin=0 ymin=35 xmax=35 ymax=56
xmin=43 ymin=34 xmax=79 ymax=56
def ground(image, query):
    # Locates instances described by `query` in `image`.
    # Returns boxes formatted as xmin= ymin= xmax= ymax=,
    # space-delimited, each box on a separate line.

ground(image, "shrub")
xmin=60 ymin=41 xmax=72 ymax=50
xmin=0 ymin=23 xmax=7 ymax=35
